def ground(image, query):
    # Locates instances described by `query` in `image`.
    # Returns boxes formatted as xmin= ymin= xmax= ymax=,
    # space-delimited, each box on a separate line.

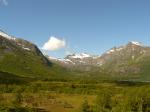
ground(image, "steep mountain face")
xmin=0 ymin=30 xmax=50 ymax=63
xmin=49 ymin=41 xmax=150 ymax=80
xmin=0 ymin=30 xmax=53 ymax=77
xmin=99 ymin=42 xmax=148 ymax=73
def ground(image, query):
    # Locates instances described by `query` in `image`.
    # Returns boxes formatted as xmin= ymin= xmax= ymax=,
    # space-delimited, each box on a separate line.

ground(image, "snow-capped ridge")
xmin=106 ymin=41 xmax=143 ymax=54
xmin=0 ymin=30 xmax=16 ymax=40
xmin=68 ymin=53 xmax=91 ymax=59
xmin=0 ymin=30 xmax=32 ymax=51
xmin=58 ymin=58 xmax=75 ymax=64
xmin=49 ymin=56 xmax=75 ymax=64
xmin=130 ymin=41 xmax=142 ymax=46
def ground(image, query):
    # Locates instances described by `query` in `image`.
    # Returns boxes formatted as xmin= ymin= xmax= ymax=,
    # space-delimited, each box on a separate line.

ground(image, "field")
xmin=0 ymin=80 xmax=149 ymax=112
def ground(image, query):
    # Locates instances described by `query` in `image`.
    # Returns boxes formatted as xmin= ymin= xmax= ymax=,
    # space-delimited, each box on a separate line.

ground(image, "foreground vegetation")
xmin=0 ymin=77 xmax=149 ymax=112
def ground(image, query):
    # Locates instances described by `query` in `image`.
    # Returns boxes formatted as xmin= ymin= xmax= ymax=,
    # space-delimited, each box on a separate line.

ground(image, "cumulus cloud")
xmin=0 ymin=0 xmax=8 ymax=6
xmin=42 ymin=36 xmax=66 ymax=51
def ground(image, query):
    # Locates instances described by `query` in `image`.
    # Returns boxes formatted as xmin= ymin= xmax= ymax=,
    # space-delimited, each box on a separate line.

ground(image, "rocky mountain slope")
xmin=49 ymin=41 xmax=150 ymax=81
xmin=0 ymin=30 xmax=68 ymax=79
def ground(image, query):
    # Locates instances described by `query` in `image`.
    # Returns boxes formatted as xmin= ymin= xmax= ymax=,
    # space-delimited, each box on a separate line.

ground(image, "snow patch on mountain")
xmin=69 ymin=53 xmax=91 ymax=59
xmin=0 ymin=30 xmax=32 ymax=51
xmin=106 ymin=41 xmax=143 ymax=55
xmin=116 ymin=47 xmax=123 ymax=51
xmin=17 ymin=43 xmax=31 ymax=51
xmin=22 ymin=47 xmax=31 ymax=51
xmin=65 ymin=59 xmax=75 ymax=64
xmin=49 ymin=56 xmax=75 ymax=64
xmin=106 ymin=49 xmax=115 ymax=54
xmin=130 ymin=41 xmax=142 ymax=46
xmin=0 ymin=30 xmax=16 ymax=40
xmin=58 ymin=59 xmax=75 ymax=64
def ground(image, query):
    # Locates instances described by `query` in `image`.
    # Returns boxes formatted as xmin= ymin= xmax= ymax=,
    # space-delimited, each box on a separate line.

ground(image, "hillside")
xmin=0 ymin=30 xmax=69 ymax=79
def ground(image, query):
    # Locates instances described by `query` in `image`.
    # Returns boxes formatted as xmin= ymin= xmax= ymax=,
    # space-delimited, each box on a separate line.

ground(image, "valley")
xmin=0 ymin=30 xmax=149 ymax=112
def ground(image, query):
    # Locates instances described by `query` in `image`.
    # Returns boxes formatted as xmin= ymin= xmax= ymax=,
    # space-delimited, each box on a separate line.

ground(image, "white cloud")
xmin=0 ymin=0 xmax=8 ymax=6
xmin=42 ymin=36 xmax=66 ymax=51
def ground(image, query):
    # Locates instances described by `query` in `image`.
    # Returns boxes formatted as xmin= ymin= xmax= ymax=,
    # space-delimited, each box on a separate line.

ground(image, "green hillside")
xmin=0 ymin=35 xmax=71 ymax=81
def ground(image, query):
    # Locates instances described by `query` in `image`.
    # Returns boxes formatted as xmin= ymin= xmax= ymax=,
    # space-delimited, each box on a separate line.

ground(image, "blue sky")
xmin=1 ymin=0 xmax=150 ymax=58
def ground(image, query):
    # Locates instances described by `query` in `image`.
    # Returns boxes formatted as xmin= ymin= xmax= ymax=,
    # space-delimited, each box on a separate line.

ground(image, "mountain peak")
xmin=0 ymin=30 xmax=16 ymax=40
xmin=66 ymin=53 xmax=91 ymax=59
xmin=128 ymin=41 xmax=142 ymax=46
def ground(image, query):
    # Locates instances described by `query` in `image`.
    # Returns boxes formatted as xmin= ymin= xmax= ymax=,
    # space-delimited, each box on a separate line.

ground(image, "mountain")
xmin=0 ymin=30 xmax=69 ymax=79
xmin=49 ymin=41 xmax=150 ymax=81
xmin=0 ymin=29 xmax=150 ymax=81
xmin=98 ymin=41 xmax=150 ymax=80
xmin=49 ymin=53 xmax=102 ymax=71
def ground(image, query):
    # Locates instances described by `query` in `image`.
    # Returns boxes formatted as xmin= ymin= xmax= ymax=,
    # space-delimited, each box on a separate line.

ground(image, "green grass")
xmin=0 ymin=81 xmax=149 ymax=112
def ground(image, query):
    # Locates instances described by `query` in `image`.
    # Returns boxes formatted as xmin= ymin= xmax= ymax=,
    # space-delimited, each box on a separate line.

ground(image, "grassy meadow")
xmin=0 ymin=78 xmax=149 ymax=112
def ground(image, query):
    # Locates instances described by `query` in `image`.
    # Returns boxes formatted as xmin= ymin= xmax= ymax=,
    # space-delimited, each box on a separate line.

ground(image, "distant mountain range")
xmin=49 ymin=41 xmax=150 ymax=81
xmin=0 ymin=30 xmax=150 ymax=81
